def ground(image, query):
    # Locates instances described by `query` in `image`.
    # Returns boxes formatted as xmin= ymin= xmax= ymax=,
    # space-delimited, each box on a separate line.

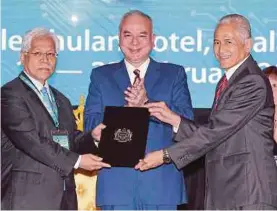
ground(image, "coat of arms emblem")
xmin=114 ymin=128 xmax=133 ymax=143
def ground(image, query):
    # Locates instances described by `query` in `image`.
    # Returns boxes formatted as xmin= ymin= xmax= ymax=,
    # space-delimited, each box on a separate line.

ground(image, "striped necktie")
xmin=215 ymin=75 xmax=228 ymax=108
xmin=133 ymin=69 xmax=141 ymax=85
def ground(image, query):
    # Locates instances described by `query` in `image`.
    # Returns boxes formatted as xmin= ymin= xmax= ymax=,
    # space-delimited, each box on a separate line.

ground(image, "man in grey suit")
xmin=135 ymin=14 xmax=277 ymax=210
xmin=1 ymin=27 xmax=110 ymax=210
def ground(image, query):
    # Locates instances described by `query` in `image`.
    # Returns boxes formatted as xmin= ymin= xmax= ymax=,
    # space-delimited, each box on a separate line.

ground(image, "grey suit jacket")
xmin=1 ymin=76 xmax=98 ymax=210
xmin=168 ymin=55 xmax=277 ymax=209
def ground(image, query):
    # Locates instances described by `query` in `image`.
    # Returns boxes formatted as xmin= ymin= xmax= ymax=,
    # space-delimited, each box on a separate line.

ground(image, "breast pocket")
xmin=12 ymin=170 xmax=42 ymax=185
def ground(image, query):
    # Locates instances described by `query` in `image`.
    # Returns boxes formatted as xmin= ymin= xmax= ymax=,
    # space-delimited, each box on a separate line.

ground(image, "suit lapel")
xmin=113 ymin=60 xmax=131 ymax=93
xmin=210 ymin=77 xmax=223 ymax=114
xmin=19 ymin=79 xmax=57 ymax=126
xmin=50 ymin=87 xmax=63 ymax=126
xmin=144 ymin=58 xmax=160 ymax=93
xmin=227 ymin=55 xmax=254 ymax=86
xmin=113 ymin=59 xmax=161 ymax=94
xmin=210 ymin=55 xmax=253 ymax=115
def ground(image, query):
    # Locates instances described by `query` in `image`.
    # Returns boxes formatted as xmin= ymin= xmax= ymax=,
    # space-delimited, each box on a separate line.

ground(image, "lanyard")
xmin=19 ymin=72 xmax=59 ymax=128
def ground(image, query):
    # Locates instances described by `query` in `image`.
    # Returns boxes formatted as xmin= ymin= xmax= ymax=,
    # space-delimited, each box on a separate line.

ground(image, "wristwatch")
xmin=163 ymin=149 xmax=172 ymax=164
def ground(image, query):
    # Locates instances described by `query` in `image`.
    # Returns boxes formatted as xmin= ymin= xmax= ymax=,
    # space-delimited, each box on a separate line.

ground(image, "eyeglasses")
xmin=26 ymin=51 xmax=58 ymax=60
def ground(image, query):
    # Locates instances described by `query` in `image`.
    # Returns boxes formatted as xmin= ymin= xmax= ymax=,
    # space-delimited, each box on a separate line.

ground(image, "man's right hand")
xmin=91 ymin=123 xmax=106 ymax=141
xmin=79 ymin=154 xmax=111 ymax=171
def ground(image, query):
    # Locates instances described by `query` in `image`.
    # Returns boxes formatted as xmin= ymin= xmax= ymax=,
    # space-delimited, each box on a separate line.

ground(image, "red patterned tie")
xmin=215 ymin=75 xmax=228 ymax=107
xmin=133 ymin=69 xmax=141 ymax=85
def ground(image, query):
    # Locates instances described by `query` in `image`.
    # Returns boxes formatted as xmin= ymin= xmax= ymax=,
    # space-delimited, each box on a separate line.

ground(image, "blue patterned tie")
xmin=41 ymin=87 xmax=58 ymax=126
xmin=41 ymin=87 xmax=53 ymax=111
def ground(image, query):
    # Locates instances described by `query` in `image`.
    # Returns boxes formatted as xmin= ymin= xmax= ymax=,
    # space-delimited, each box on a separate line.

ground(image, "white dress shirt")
xmin=24 ymin=71 xmax=51 ymax=98
xmin=124 ymin=58 xmax=150 ymax=84
xmin=173 ymin=55 xmax=250 ymax=133
xmin=225 ymin=55 xmax=249 ymax=80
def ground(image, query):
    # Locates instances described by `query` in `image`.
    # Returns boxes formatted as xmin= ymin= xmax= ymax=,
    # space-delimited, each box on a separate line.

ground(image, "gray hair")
xmin=216 ymin=14 xmax=252 ymax=43
xmin=21 ymin=27 xmax=59 ymax=53
xmin=119 ymin=10 xmax=153 ymax=31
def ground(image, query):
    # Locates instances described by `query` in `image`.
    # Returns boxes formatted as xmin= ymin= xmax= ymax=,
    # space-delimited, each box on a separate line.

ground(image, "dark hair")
xmin=263 ymin=66 xmax=277 ymax=76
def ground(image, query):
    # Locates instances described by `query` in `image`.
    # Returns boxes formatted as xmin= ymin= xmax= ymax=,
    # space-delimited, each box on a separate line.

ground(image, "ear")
xmin=152 ymin=33 xmax=156 ymax=47
xmin=118 ymin=33 xmax=122 ymax=45
xmin=244 ymin=38 xmax=253 ymax=53
xmin=20 ymin=52 xmax=25 ymax=65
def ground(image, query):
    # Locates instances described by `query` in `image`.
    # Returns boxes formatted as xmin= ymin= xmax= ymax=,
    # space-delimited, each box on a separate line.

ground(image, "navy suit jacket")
xmin=85 ymin=58 xmax=193 ymax=205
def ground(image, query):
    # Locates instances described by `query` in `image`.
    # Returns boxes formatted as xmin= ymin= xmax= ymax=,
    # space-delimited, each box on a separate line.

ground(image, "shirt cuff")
xmin=173 ymin=121 xmax=180 ymax=133
xmin=74 ymin=155 xmax=81 ymax=169
xmin=94 ymin=140 xmax=99 ymax=147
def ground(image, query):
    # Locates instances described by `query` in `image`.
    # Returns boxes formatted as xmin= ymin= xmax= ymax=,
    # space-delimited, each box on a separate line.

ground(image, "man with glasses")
xmin=1 ymin=27 xmax=110 ymax=210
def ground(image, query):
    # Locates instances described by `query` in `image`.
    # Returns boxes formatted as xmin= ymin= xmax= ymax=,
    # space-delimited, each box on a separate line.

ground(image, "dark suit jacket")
xmin=168 ymin=55 xmax=277 ymax=209
xmin=1 ymin=129 xmax=14 ymax=202
xmin=1 ymin=76 xmax=98 ymax=210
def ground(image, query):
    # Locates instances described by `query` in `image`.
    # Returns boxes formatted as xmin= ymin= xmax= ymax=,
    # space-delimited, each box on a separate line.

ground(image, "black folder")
xmin=99 ymin=106 xmax=150 ymax=167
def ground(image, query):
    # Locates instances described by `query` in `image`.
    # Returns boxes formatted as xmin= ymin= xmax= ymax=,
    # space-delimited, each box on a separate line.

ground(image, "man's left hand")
xmin=144 ymin=102 xmax=181 ymax=128
xmin=135 ymin=150 xmax=164 ymax=171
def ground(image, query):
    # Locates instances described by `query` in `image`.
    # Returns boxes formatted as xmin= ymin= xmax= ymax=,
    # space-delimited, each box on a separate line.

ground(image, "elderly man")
xmin=136 ymin=14 xmax=277 ymax=210
xmin=85 ymin=10 xmax=193 ymax=210
xmin=1 ymin=27 xmax=110 ymax=210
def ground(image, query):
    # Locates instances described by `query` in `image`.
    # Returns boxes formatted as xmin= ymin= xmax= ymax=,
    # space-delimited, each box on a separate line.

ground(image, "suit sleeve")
xmin=59 ymin=95 xmax=99 ymax=155
xmin=170 ymin=66 xmax=194 ymax=120
xmin=84 ymin=69 xmax=103 ymax=131
xmin=1 ymin=87 xmax=78 ymax=177
xmin=168 ymin=75 xmax=267 ymax=169
xmin=72 ymin=130 xmax=99 ymax=155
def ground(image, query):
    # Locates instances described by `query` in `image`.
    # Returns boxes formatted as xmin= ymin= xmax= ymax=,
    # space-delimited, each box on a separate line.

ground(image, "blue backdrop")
xmin=1 ymin=0 xmax=277 ymax=107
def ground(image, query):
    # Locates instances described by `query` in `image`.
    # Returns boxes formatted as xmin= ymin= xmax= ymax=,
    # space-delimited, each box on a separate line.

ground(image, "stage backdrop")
xmin=1 ymin=0 xmax=277 ymax=108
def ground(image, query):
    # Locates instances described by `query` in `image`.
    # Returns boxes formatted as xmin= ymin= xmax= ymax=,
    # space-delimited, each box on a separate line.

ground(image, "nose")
xmin=131 ymin=37 xmax=139 ymax=46
xmin=218 ymin=43 xmax=227 ymax=55
xmin=40 ymin=53 xmax=49 ymax=62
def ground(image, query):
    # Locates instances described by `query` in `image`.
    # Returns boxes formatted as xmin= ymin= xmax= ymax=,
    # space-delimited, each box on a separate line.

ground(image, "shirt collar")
xmin=124 ymin=58 xmax=150 ymax=84
xmin=225 ymin=55 xmax=249 ymax=80
xmin=23 ymin=71 xmax=50 ymax=92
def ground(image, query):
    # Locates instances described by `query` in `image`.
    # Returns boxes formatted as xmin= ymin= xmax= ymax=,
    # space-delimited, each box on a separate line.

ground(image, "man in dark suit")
xmin=85 ymin=10 xmax=193 ymax=210
xmin=136 ymin=14 xmax=277 ymax=210
xmin=1 ymin=129 xmax=14 ymax=204
xmin=1 ymin=27 xmax=110 ymax=210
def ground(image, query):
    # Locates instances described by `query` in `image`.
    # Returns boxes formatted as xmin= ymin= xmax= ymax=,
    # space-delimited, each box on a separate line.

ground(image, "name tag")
xmin=51 ymin=130 xmax=69 ymax=150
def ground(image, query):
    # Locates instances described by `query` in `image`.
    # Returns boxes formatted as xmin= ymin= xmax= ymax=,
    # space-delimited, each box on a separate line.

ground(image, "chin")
xmin=219 ymin=63 xmax=232 ymax=70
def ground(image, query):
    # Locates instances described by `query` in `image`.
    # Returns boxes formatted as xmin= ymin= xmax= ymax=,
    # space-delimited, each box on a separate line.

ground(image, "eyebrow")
xmin=31 ymin=48 xmax=55 ymax=52
xmin=140 ymin=31 xmax=148 ymax=35
xmin=122 ymin=30 xmax=148 ymax=35
xmin=123 ymin=30 xmax=131 ymax=34
xmin=222 ymin=35 xmax=234 ymax=39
